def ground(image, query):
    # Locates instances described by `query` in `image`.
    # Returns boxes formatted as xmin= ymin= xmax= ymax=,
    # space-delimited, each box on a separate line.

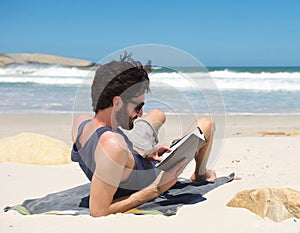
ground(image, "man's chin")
xmin=119 ymin=116 xmax=137 ymax=130
xmin=120 ymin=122 xmax=134 ymax=131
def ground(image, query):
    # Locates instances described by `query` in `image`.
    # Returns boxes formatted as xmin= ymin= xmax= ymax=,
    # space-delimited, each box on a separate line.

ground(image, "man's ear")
xmin=112 ymin=96 xmax=122 ymax=111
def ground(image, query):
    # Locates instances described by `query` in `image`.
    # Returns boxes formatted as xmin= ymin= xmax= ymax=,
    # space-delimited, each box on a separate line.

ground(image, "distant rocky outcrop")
xmin=0 ymin=133 xmax=71 ymax=165
xmin=0 ymin=53 xmax=94 ymax=67
xmin=0 ymin=54 xmax=15 ymax=66
xmin=227 ymin=188 xmax=300 ymax=222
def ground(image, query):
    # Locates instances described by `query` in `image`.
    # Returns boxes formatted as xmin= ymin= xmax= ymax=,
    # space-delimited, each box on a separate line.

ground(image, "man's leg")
xmin=142 ymin=109 xmax=166 ymax=133
xmin=184 ymin=117 xmax=217 ymax=182
xmin=122 ymin=109 xmax=166 ymax=152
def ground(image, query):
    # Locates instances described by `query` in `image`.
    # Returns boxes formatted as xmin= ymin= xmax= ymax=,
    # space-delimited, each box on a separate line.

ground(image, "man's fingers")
xmin=155 ymin=144 xmax=171 ymax=154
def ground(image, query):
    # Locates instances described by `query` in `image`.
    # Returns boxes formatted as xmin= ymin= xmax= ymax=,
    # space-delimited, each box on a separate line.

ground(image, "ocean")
xmin=0 ymin=64 xmax=300 ymax=115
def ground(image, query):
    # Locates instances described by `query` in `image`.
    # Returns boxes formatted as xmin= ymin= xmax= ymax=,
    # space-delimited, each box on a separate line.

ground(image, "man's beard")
xmin=116 ymin=105 xmax=137 ymax=130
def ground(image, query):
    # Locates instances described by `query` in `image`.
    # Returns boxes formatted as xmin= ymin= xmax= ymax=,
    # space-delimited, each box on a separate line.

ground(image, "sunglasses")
xmin=127 ymin=100 xmax=145 ymax=113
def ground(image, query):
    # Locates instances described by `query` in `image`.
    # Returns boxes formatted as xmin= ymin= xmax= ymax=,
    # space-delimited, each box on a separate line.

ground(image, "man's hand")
xmin=143 ymin=144 xmax=171 ymax=162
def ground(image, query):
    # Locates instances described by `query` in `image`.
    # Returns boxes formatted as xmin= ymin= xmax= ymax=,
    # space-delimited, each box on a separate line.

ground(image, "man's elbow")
xmin=90 ymin=208 xmax=110 ymax=217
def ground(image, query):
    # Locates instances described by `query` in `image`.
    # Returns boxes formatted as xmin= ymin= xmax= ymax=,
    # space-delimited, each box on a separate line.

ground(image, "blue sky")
xmin=1 ymin=0 xmax=299 ymax=66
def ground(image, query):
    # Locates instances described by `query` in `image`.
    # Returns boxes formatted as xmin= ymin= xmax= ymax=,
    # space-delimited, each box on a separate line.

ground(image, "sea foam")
xmin=1 ymin=64 xmax=300 ymax=92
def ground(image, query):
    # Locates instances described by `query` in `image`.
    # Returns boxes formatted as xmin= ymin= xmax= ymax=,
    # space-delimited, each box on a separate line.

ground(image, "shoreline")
xmin=1 ymin=113 xmax=299 ymax=145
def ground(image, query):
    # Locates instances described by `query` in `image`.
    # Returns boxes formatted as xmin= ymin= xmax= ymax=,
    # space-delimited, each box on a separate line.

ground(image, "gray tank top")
xmin=71 ymin=120 xmax=160 ymax=199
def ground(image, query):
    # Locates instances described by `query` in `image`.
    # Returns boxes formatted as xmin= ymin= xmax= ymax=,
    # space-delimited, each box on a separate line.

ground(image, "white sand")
xmin=1 ymin=114 xmax=300 ymax=233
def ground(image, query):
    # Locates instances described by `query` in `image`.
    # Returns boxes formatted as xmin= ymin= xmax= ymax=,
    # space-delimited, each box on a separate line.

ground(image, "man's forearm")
xmin=109 ymin=184 xmax=160 ymax=214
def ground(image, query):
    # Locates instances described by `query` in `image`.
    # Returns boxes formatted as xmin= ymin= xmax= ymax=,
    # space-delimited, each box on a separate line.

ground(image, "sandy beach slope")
xmin=0 ymin=114 xmax=300 ymax=233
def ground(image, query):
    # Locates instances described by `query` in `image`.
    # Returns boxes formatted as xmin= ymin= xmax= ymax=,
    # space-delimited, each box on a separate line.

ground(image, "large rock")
xmin=0 ymin=54 xmax=15 ymax=66
xmin=227 ymin=188 xmax=300 ymax=222
xmin=0 ymin=53 xmax=94 ymax=67
xmin=0 ymin=133 xmax=71 ymax=165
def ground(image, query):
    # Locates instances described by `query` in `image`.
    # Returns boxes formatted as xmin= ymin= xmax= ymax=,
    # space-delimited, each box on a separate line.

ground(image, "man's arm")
xmin=89 ymin=132 xmax=186 ymax=217
xmin=90 ymin=172 xmax=160 ymax=217
xmin=89 ymin=131 xmax=129 ymax=217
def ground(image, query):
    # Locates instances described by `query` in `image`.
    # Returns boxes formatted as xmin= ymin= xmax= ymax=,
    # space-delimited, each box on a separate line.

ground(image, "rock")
xmin=0 ymin=53 xmax=94 ymax=67
xmin=0 ymin=54 xmax=15 ymax=66
xmin=227 ymin=188 xmax=300 ymax=222
xmin=259 ymin=130 xmax=300 ymax=136
xmin=0 ymin=133 xmax=71 ymax=165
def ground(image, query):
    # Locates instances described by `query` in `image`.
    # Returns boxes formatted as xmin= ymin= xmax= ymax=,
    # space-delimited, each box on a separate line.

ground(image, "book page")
xmin=155 ymin=127 xmax=206 ymax=171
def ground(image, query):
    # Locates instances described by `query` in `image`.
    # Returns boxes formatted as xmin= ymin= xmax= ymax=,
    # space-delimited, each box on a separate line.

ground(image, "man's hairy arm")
xmin=89 ymin=132 xmax=159 ymax=217
xmin=89 ymin=132 xmax=186 ymax=217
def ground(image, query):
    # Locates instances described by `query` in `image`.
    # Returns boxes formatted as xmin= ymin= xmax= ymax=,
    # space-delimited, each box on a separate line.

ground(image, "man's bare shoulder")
xmin=73 ymin=114 xmax=92 ymax=128
xmin=72 ymin=114 xmax=92 ymax=142
xmin=97 ymin=130 xmax=130 ymax=164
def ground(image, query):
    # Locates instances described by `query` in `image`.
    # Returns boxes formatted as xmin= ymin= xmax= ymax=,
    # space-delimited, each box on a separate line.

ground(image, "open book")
xmin=155 ymin=127 xmax=207 ymax=171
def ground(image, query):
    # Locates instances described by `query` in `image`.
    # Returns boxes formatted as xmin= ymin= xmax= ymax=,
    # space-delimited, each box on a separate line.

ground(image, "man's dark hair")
xmin=91 ymin=53 xmax=151 ymax=113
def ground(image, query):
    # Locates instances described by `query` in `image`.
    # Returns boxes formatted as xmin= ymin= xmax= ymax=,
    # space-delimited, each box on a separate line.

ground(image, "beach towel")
xmin=4 ymin=173 xmax=234 ymax=216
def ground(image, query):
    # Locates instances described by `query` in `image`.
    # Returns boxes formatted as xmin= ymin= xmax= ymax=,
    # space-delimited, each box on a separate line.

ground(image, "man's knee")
xmin=197 ymin=117 xmax=215 ymax=135
xmin=149 ymin=109 xmax=166 ymax=124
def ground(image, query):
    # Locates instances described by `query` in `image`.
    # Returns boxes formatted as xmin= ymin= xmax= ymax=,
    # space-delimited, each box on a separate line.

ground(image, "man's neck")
xmin=93 ymin=108 xmax=114 ymax=129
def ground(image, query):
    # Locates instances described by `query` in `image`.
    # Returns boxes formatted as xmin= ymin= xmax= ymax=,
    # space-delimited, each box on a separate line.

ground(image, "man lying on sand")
xmin=71 ymin=54 xmax=216 ymax=217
